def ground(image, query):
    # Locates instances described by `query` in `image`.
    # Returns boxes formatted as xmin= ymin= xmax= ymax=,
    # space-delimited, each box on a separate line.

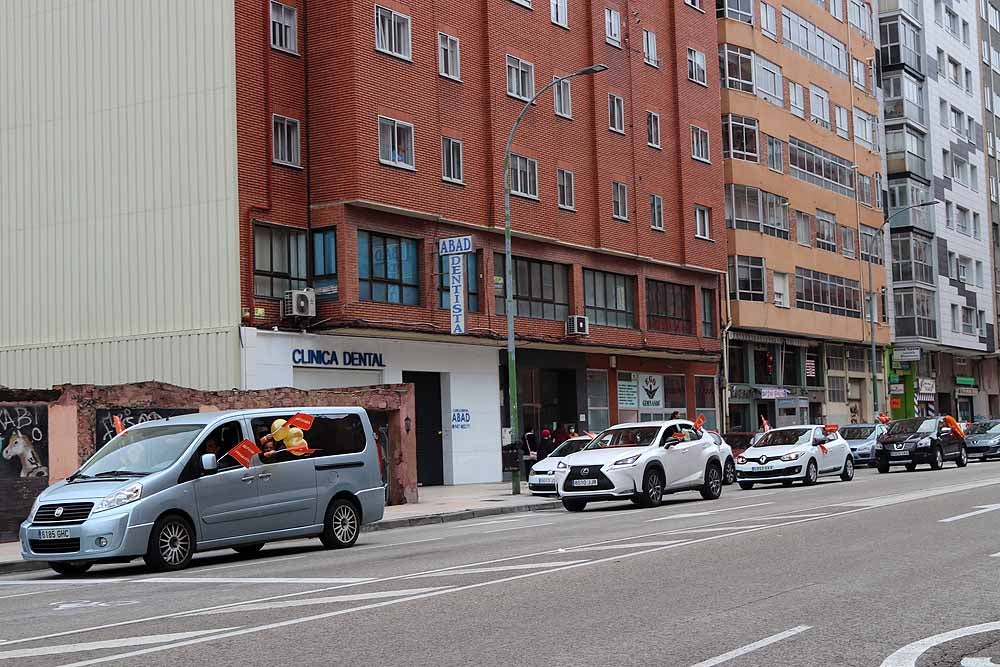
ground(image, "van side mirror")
xmin=201 ymin=453 xmax=219 ymax=475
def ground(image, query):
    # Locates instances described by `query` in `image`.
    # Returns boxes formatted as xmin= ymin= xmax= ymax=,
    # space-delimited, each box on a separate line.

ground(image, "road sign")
xmin=438 ymin=236 xmax=472 ymax=255
xmin=893 ymin=348 xmax=921 ymax=362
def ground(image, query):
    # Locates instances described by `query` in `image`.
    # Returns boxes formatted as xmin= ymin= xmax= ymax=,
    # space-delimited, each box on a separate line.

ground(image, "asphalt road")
xmin=4 ymin=462 xmax=1000 ymax=667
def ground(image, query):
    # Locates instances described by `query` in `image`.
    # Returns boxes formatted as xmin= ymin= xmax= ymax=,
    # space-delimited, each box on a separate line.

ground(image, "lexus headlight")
xmin=781 ymin=451 xmax=804 ymax=461
xmin=613 ymin=454 xmax=641 ymax=467
xmin=93 ymin=482 xmax=143 ymax=513
xmin=736 ymin=456 xmax=747 ymax=464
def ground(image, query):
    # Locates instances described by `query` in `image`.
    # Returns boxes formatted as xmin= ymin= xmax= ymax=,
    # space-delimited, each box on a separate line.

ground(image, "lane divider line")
xmin=686 ymin=625 xmax=812 ymax=667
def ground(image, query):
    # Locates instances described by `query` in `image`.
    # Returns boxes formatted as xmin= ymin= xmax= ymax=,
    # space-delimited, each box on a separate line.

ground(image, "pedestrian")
xmin=670 ymin=411 xmax=680 ymax=420
xmin=567 ymin=425 xmax=579 ymax=439
xmin=538 ymin=429 xmax=555 ymax=460
xmin=553 ymin=424 xmax=569 ymax=446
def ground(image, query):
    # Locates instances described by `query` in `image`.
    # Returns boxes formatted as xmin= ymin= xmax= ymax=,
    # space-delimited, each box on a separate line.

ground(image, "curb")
xmin=0 ymin=499 xmax=565 ymax=575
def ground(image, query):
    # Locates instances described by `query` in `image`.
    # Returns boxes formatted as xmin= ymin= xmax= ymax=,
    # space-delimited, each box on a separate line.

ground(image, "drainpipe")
xmin=720 ymin=271 xmax=734 ymax=432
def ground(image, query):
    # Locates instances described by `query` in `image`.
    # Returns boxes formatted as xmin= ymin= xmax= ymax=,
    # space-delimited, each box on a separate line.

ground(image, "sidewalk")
xmin=0 ymin=482 xmax=559 ymax=574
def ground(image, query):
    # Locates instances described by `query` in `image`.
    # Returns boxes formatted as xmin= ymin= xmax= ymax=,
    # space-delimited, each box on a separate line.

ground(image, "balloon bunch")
xmin=270 ymin=418 xmax=311 ymax=455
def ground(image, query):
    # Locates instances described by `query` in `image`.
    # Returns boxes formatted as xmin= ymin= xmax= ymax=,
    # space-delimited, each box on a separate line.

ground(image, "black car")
xmin=875 ymin=417 xmax=967 ymax=473
xmin=964 ymin=420 xmax=1000 ymax=460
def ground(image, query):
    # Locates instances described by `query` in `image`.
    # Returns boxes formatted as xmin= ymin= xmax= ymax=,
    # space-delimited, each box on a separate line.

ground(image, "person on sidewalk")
xmin=538 ymin=429 xmax=555 ymax=460
xmin=553 ymin=425 xmax=569 ymax=447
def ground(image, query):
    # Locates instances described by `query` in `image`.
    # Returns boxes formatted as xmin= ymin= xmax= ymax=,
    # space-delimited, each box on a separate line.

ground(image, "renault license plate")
xmin=752 ymin=466 xmax=773 ymax=472
xmin=38 ymin=529 xmax=70 ymax=540
xmin=572 ymin=478 xmax=598 ymax=487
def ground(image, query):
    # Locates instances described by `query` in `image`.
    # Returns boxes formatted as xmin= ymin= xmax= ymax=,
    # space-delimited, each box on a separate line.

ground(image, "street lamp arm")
xmin=881 ymin=200 xmax=941 ymax=230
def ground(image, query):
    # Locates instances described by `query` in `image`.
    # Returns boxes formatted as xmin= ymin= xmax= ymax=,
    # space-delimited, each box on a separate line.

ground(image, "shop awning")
xmin=729 ymin=331 xmax=816 ymax=347
xmin=915 ymin=393 xmax=936 ymax=402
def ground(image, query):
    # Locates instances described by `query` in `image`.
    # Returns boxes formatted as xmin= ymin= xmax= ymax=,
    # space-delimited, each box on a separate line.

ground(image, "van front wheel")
xmin=320 ymin=498 xmax=360 ymax=549
xmin=144 ymin=514 xmax=194 ymax=572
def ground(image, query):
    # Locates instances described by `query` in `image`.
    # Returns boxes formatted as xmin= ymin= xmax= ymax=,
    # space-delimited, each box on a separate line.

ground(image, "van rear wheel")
xmin=320 ymin=498 xmax=360 ymax=549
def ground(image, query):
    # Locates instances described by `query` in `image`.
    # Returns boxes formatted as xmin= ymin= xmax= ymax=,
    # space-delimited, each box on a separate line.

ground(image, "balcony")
xmin=880 ymin=0 xmax=922 ymax=24
xmin=886 ymin=151 xmax=928 ymax=180
xmin=881 ymin=45 xmax=923 ymax=75
xmin=884 ymin=98 xmax=926 ymax=128
xmin=888 ymin=204 xmax=935 ymax=235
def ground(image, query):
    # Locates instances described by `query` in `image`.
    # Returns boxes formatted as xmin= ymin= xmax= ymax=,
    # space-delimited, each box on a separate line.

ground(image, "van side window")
xmin=200 ymin=421 xmax=245 ymax=471
xmin=250 ymin=413 xmax=367 ymax=464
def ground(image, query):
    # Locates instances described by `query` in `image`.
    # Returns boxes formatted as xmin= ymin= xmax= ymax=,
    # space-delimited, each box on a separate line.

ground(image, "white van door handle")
xmin=257 ymin=472 xmax=272 ymax=481
xmin=240 ymin=475 xmax=255 ymax=484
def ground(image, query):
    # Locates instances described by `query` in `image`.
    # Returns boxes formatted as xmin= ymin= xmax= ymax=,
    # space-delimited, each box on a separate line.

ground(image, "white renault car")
xmin=553 ymin=420 xmax=725 ymax=512
xmin=528 ymin=435 xmax=592 ymax=495
xmin=734 ymin=425 xmax=854 ymax=489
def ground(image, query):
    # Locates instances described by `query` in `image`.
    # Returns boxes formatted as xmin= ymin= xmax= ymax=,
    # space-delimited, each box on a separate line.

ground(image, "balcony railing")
xmin=884 ymin=98 xmax=926 ymax=126
xmin=881 ymin=44 xmax=922 ymax=73
xmin=886 ymin=151 xmax=928 ymax=180
xmin=888 ymin=204 xmax=936 ymax=235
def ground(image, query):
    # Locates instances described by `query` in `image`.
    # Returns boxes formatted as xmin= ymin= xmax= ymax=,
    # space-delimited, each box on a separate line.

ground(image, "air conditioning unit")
xmin=566 ymin=315 xmax=589 ymax=336
xmin=283 ymin=288 xmax=316 ymax=318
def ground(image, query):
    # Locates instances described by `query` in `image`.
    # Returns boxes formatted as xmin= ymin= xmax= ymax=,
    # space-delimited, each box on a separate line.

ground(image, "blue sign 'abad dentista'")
xmin=291 ymin=349 xmax=386 ymax=369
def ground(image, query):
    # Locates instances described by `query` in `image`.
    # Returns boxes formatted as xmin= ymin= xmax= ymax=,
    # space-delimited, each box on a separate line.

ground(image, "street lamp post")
xmin=867 ymin=199 xmax=940 ymax=418
xmin=503 ymin=63 xmax=607 ymax=494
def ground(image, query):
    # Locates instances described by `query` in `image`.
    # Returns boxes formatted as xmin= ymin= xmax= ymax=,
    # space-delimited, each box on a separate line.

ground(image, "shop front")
xmin=241 ymin=327 xmax=502 ymax=485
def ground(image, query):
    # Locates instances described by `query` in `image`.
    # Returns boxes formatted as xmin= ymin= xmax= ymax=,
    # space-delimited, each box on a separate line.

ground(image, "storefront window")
xmin=827 ymin=345 xmax=845 ymax=371
xmin=695 ymin=376 xmax=717 ymax=429
xmin=586 ymin=370 xmax=610 ymax=432
xmin=729 ymin=343 xmax=747 ymax=383
xmin=754 ymin=347 xmax=776 ymax=384
xmin=806 ymin=351 xmax=823 ymax=387
xmin=782 ymin=349 xmax=800 ymax=386
xmin=664 ymin=375 xmax=686 ymax=416
xmin=728 ymin=403 xmax=749 ymax=432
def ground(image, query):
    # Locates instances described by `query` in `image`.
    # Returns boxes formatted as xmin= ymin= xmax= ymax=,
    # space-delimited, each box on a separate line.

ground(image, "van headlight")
xmin=93 ymin=482 xmax=143 ymax=513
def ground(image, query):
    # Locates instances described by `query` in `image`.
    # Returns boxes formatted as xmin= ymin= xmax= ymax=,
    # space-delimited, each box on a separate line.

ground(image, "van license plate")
xmin=572 ymin=479 xmax=599 ymax=487
xmin=38 ymin=529 xmax=70 ymax=540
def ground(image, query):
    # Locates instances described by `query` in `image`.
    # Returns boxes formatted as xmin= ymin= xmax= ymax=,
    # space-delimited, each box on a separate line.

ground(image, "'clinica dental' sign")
xmin=292 ymin=348 xmax=386 ymax=369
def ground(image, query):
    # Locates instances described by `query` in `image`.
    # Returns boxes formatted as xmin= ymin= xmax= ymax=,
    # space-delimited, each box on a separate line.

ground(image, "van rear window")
xmin=250 ymin=413 xmax=367 ymax=462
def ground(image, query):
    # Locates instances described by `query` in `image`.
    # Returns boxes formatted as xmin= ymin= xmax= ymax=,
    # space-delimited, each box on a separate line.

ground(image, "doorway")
xmin=402 ymin=371 xmax=444 ymax=486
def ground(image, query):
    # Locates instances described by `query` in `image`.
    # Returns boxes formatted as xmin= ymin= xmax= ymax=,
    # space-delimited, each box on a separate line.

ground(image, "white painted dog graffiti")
xmin=1 ymin=430 xmax=48 ymax=478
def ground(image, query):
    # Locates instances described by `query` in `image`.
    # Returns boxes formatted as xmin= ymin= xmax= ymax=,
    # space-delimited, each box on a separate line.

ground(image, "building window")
xmin=962 ymin=306 xmax=975 ymax=335
xmin=795 ymin=267 xmax=862 ymax=318
xmin=789 ymin=137 xmax=855 ymax=197
xmin=647 ymin=112 xmax=661 ymax=148
xmin=358 ymin=230 xmax=419 ymax=305
xmin=494 ymin=255 xmax=570 ymax=321
xmin=766 ymin=136 xmax=784 ymax=172
xmin=795 ymin=211 xmax=811 ymax=246
xmin=761 ymin=1 xmax=777 ymax=37
xmin=701 ymin=289 xmax=716 ymax=337
xmin=254 ymin=224 xmax=306 ymax=298
xmin=605 ymin=7 xmax=622 ymax=46
xmin=551 ymin=0 xmax=568 ymax=27
xmin=311 ymin=229 xmax=338 ymax=298
xmin=789 ymin=81 xmax=805 ymax=118
xmin=509 ymin=153 xmax=538 ymax=199
xmin=441 ymin=137 xmax=463 ymax=184
xmin=773 ymin=272 xmax=789 ymax=307
xmin=720 ymin=44 xmax=753 ymax=92
xmin=608 ymin=94 xmax=625 ymax=133
xmin=375 ymin=5 xmax=411 ymax=60
xmin=643 ymin=29 xmax=658 ymax=66
xmin=725 ymin=184 xmax=762 ymax=231
xmin=688 ymin=48 xmax=708 ymax=85
xmin=950 ymin=303 xmax=960 ymax=333
xmin=691 ymin=126 xmax=710 ymax=162
xmin=612 ymin=181 xmax=628 ymax=220
xmin=835 ymin=106 xmax=849 ymax=139
xmin=848 ymin=0 xmax=871 ymax=37
xmin=270 ymin=2 xmax=297 ymax=53
xmin=857 ymin=174 xmax=873 ymax=206
xmin=554 ymin=77 xmax=572 ymax=118
xmin=272 ymin=115 xmax=300 ymax=167
xmin=378 ymin=116 xmax=415 ymax=169
xmin=829 ymin=377 xmax=846 ymax=403
xmin=587 ymin=370 xmax=610 ymax=432
xmin=860 ymin=225 xmax=883 ymax=265
xmin=852 ymin=57 xmax=866 ymax=89
xmin=841 ymin=226 xmax=856 ymax=258
xmin=722 ymin=114 xmax=758 ymax=162
xmin=754 ymin=347 xmax=776 ymax=384
xmin=718 ymin=0 xmax=753 ymax=23
xmin=650 ymin=194 xmax=664 ymax=230
xmin=438 ymin=33 xmax=461 ymax=80
xmin=506 ymin=55 xmax=535 ymax=100
xmin=584 ymin=269 xmax=635 ymax=328
xmin=762 ymin=192 xmax=789 ymax=239
xmin=974 ymin=212 xmax=982 ymax=239
xmin=853 ymin=108 xmax=876 ymax=149
xmin=729 ymin=255 xmax=765 ymax=301
xmin=755 ymin=55 xmax=783 ymax=105
xmin=557 ymin=169 xmax=575 ymax=210
xmin=809 ymin=85 xmax=830 ymax=128
xmin=827 ymin=345 xmax=844 ymax=371
xmin=438 ymin=252 xmax=479 ymax=312
xmin=686 ymin=0 xmax=704 ymax=8
xmin=695 ymin=377 xmax=718 ymax=430
xmin=647 ymin=280 xmax=694 ymax=335
xmin=696 ymin=206 xmax=712 ymax=239
xmin=815 ymin=210 xmax=838 ymax=252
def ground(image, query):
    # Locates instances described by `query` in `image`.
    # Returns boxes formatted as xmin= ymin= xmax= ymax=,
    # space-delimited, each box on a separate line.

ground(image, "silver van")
xmin=20 ymin=407 xmax=386 ymax=575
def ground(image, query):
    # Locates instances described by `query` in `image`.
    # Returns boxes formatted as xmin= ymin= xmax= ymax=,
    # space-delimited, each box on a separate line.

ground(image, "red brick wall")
xmin=235 ymin=0 xmax=726 ymax=355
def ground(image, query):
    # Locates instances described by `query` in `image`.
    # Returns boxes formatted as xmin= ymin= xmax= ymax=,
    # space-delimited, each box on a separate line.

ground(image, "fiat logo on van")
xmin=54 ymin=507 xmax=64 ymax=518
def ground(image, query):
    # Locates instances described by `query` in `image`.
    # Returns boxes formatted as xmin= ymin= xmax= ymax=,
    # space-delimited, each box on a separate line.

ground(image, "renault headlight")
xmin=736 ymin=456 xmax=747 ymax=464
xmin=612 ymin=454 xmax=641 ymax=467
xmin=781 ymin=451 xmax=804 ymax=461
xmin=93 ymin=482 xmax=143 ymax=513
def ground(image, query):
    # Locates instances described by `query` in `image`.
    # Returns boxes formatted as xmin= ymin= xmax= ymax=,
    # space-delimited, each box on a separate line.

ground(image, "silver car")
xmin=839 ymin=423 xmax=886 ymax=468
xmin=20 ymin=407 xmax=385 ymax=575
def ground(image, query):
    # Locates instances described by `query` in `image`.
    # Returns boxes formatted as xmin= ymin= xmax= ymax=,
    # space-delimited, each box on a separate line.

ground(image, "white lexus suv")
xmin=553 ymin=420 xmax=725 ymax=512
xmin=734 ymin=424 xmax=854 ymax=489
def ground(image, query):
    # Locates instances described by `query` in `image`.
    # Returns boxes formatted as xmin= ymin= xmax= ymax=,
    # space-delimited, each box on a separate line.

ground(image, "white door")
xmin=660 ymin=423 xmax=705 ymax=489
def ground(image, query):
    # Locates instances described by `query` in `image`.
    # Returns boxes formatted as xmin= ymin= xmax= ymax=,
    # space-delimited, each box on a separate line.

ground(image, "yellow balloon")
xmin=287 ymin=436 xmax=307 ymax=455
xmin=287 ymin=427 xmax=304 ymax=441
xmin=271 ymin=419 xmax=287 ymax=432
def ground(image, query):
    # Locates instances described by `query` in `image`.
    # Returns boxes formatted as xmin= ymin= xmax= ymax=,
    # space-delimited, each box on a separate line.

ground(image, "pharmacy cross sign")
xmin=439 ymin=236 xmax=473 ymax=335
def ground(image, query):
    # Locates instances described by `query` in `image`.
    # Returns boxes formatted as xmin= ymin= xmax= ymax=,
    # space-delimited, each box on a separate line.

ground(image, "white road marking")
xmin=0 ymin=580 xmax=126 ymax=586
xmin=989 ymin=551 xmax=1000 ymax=557
xmin=182 ymin=588 xmax=450 ymax=616
xmin=939 ymin=504 xmax=1000 ymax=523
xmin=566 ymin=541 xmax=686 ymax=552
xmin=686 ymin=625 xmax=812 ymax=667
xmin=0 ymin=628 xmax=236 ymax=660
xmin=754 ymin=513 xmax=829 ymax=519
xmin=50 ymin=600 xmax=140 ymax=611
xmin=646 ymin=502 xmax=775 ymax=522
xmin=837 ymin=478 xmax=1000 ymax=509
xmin=483 ymin=522 xmax=554 ymax=534
xmin=355 ymin=538 xmax=444 ymax=550
xmin=667 ymin=525 xmax=766 ymax=534
xmin=139 ymin=577 xmax=373 ymax=585
xmin=880 ymin=621 xmax=1000 ymax=667
xmin=0 ymin=588 xmax=62 ymax=600
xmin=408 ymin=561 xmax=588 ymax=578
xmin=454 ymin=518 xmax=522 ymax=527
xmin=962 ymin=658 xmax=999 ymax=666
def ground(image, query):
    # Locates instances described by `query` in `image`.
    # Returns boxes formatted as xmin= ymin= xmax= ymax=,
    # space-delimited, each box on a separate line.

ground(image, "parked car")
xmin=735 ymin=425 xmax=854 ymax=489
xmin=553 ymin=420 xmax=725 ymax=512
xmin=528 ymin=435 xmax=592 ymax=495
xmin=875 ymin=416 xmax=968 ymax=473
xmin=838 ymin=423 xmax=886 ymax=468
xmin=721 ymin=432 xmax=755 ymax=459
xmin=21 ymin=407 xmax=385 ymax=575
xmin=963 ymin=420 xmax=1000 ymax=461
xmin=706 ymin=432 xmax=737 ymax=485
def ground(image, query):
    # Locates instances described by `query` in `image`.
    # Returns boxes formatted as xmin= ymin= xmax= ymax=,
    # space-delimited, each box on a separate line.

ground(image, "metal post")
xmin=868 ymin=254 xmax=878 ymax=418
xmin=501 ymin=63 xmax=607 ymax=495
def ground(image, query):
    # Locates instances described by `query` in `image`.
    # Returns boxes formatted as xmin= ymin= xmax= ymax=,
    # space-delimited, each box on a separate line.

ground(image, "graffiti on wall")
xmin=95 ymin=407 xmax=197 ymax=450
xmin=0 ymin=406 xmax=48 ymax=479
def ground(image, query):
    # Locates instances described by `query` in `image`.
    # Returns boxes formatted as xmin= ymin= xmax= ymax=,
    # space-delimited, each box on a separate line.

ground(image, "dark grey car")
xmin=965 ymin=420 xmax=1000 ymax=460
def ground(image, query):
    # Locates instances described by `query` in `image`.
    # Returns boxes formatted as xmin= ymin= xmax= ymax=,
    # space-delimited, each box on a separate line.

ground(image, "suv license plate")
xmin=890 ymin=451 xmax=909 ymax=457
xmin=572 ymin=478 xmax=599 ymax=487
xmin=38 ymin=528 xmax=71 ymax=540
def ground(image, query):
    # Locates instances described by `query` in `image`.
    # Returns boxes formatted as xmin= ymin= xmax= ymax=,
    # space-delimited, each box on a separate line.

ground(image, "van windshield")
xmin=77 ymin=424 xmax=204 ymax=478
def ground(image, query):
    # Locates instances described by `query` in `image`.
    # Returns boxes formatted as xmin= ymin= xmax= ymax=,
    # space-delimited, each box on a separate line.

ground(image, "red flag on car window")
xmin=286 ymin=413 xmax=315 ymax=431
xmin=227 ymin=439 xmax=261 ymax=469
xmin=693 ymin=414 xmax=706 ymax=430
xmin=113 ymin=416 xmax=126 ymax=435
